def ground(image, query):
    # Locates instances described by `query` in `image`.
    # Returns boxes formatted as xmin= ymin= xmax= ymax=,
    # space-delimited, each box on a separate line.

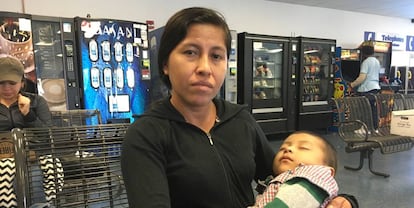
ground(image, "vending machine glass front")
xmin=302 ymin=43 xmax=333 ymax=103
xmin=252 ymin=41 xmax=283 ymax=107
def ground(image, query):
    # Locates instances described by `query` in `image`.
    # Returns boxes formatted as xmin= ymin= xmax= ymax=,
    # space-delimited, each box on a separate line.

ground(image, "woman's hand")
xmin=326 ymin=196 xmax=352 ymax=208
xmin=18 ymin=94 xmax=31 ymax=116
xmin=346 ymin=82 xmax=354 ymax=96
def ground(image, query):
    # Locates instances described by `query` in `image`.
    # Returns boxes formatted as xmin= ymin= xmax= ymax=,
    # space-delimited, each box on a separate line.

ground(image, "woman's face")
xmin=163 ymin=23 xmax=228 ymax=107
xmin=0 ymin=80 xmax=22 ymax=100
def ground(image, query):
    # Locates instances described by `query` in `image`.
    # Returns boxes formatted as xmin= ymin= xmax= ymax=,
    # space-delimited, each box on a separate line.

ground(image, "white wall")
xmin=1 ymin=0 xmax=414 ymax=57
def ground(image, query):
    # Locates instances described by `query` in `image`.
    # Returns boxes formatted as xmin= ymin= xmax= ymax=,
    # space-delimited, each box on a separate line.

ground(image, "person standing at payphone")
xmin=348 ymin=43 xmax=381 ymax=95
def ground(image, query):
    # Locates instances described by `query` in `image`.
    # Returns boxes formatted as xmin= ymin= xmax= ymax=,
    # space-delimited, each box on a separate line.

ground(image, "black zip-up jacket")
xmin=121 ymin=97 xmax=275 ymax=207
xmin=0 ymin=92 xmax=52 ymax=131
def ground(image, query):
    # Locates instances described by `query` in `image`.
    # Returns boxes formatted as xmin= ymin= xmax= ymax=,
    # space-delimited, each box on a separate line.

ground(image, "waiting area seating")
xmin=332 ymin=93 xmax=414 ymax=177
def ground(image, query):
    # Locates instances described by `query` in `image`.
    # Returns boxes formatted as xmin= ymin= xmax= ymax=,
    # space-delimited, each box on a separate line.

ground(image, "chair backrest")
xmin=333 ymin=96 xmax=376 ymax=130
xmin=372 ymin=94 xmax=394 ymax=130
xmin=393 ymin=93 xmax=406 ymax=111
xmin=403 ymin=94 xmax=414 ymax=110
xmin=11 ymin=123 xmax=130 ymax=207
xmin=50 ymin=109 xmax=102 ymax=127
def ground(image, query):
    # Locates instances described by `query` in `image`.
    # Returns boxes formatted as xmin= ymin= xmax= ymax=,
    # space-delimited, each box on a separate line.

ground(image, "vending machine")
xmin=221 ymin=30 xmax=238 ymax=103
xmin=74 ymin=17 xmax=150 ymax=123
xmin=148 ymin=27 xmax=169 ymax=102
xmin=0 ymin=12 xmax=36 ymax=91
xmin=237 ymin=32 xmax=296 ymax=135
xmin=31 ymin=15 xmax=81 ymax=110
xmin=296 ymin=37 xmax=336 ymax=131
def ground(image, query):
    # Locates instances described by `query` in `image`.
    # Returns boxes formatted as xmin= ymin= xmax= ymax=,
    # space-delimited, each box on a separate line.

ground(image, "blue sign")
xmin=364 ymin=31 xmax=406 ymax=51
xmin=407 ymin=36 xmax=414 ymax=51
xmin=364 ymin=31 xmax=375 ymax=41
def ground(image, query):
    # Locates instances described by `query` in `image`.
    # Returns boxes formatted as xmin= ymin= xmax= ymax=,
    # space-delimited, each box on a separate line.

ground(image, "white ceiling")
xmin=266 ymin=0 xmax=414 ymax=20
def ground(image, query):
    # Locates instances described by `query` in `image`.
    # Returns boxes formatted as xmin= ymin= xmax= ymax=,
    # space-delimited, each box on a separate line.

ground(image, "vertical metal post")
xmin=12 ymin=128 xmax=29 ymax=208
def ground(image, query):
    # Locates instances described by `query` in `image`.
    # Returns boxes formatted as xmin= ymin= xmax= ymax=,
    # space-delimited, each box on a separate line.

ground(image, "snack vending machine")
xmin=31 ymin=15 xmax=81 ymax=110
xmin=237 ymin=32 xmax=296 ymax=135
xmin=75 ymin=17 xmax=150 ymax=123
xmin=0 ymin=12 xmax=36 ymax=91
xmin=296 ymin=37 xmax=336 ymax=131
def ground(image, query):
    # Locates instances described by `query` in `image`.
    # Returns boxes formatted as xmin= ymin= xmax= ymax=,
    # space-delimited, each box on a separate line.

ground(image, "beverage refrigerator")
xmin=296 ymin=37 xmax=336 ymax=131
xmin=31 ymin=15 xmax=81 ymax=111
xmin=237 ymin=32 xmax=297 ymax=135
xmin=220 ymin=30 xmax=238 ymax=103
xmin=74 ymin=17 xmax=151 ymax=123
xmin=0 ymin=12 xmax=36 ymax=92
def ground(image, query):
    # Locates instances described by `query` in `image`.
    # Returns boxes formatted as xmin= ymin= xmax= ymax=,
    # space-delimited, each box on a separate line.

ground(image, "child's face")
xmin=273 ymin=133 xmax=328 ymax=175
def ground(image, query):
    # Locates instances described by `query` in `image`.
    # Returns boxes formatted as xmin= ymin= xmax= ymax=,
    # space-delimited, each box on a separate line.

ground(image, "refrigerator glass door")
xmin=224 ymin=30 xmax=238 ymax=103
xmin=302 ymin=43 xmax=333 ymax=103
xmin=252 ymin=41 xmax=283 ymax=107
xmin=32 ymin=20 xmax=67 ymax=111
xmin=0 ymin=13 xmax=36 ymax=92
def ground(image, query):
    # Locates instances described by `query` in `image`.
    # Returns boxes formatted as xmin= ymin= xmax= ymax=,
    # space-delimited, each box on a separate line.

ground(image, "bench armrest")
xmin=338 ymin=119 xmax=370 ymax=142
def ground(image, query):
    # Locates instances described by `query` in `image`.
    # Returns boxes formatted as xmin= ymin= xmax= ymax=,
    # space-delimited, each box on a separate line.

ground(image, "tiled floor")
xmin=267 ymin=132 xmax=414 ymax=208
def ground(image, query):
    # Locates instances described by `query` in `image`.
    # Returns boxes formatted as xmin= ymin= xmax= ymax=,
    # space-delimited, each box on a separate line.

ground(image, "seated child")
xmin=251 ymin=130 xmax=338 ymax=208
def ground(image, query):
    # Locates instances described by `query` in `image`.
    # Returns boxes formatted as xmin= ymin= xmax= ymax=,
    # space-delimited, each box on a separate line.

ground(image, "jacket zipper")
xmin=9 ymin=107 xmax=15 ymax=128
xmin=206 ymin=132 xmax=213 ymax=145
xmin=206 ymin=131 xmax=233 ymax=206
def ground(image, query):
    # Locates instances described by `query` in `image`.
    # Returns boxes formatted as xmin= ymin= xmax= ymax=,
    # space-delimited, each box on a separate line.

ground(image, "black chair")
xmin=333 ymin=96 xmax=413 ymax=177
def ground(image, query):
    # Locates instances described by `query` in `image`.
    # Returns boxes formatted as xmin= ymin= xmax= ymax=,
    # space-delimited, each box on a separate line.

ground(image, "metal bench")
xmin=392 ymin=93 xmax=406 ymax=111
xmin=333 ymin=95 xmax=413 ymax=177
xmin=11 ymin=123 xmax=130 ymax=207
xmin=403 ymin=94 xmax=414 ymax=110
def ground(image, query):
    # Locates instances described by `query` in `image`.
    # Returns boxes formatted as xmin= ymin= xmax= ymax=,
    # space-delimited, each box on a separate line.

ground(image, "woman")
xmin=121 ymin=7 xmax=356 ymax=208
xmin=0 ymin=56 xmax=52 ymax=131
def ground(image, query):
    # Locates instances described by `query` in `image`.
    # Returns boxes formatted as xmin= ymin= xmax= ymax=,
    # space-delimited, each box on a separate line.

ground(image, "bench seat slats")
xmin=333 ymin=94 xmax=413 ymax=177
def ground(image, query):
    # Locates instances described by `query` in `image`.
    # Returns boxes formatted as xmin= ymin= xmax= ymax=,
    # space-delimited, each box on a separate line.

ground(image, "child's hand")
xmin=326 ymin=196 xmax=352 ymax=208
xmin=18 ymin=94 xmax=31 ymax=116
